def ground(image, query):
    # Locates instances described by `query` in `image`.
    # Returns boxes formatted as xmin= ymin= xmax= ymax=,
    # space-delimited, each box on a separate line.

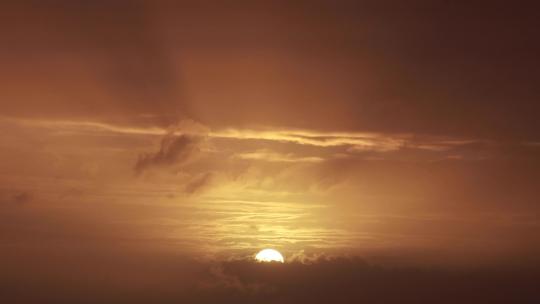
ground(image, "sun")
xmin=255 ymin=248 xmax=285 ymax=263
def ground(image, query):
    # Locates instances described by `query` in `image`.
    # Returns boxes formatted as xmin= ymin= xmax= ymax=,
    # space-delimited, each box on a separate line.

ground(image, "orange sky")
xmin=1 ymin=1 xmax=540 ymax=302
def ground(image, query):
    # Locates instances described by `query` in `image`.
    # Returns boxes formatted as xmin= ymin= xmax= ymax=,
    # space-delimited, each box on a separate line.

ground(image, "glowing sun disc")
xmin=255 ymin=248 xmax=285 ymax=263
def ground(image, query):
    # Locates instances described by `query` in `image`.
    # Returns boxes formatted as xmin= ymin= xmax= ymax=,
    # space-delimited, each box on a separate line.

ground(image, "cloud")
xmin=0 ymin=185 xmax=538 ymax=304
xmin=1 ymin=1 xmax=185 ymax=122
xmin=2 ymin=2 xmax=539 ymax=141
xmin=12 ymin=191 xmax=32 ymax=205
xmin=134 ymin=134 xmax=202 ymax=175
xmin=236 ymin=150 xmax=324 ymax=163
xmin=286 ymin=250 xmax=329 ymax=264
xmin=210 ymin=129 xmax=415 ymax=152
xmin=4 ymin=249 xmax=539 ymax=304
xmin=205 ymin=257 xmax=540 ymax=304
xmin=0 ymin=190 xmax=32 ymax=206
xmin=184 ymin=172 xmax=213 ymax=194
xmin=6 ymin=117 xmax=485 ymax=154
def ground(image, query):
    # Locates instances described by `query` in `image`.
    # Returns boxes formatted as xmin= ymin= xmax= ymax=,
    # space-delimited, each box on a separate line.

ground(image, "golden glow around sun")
xmin=255 ymin=248 xmax=285 ymax=263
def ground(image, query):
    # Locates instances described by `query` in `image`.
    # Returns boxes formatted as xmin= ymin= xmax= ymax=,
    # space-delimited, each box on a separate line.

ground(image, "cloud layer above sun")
xmin=1 ymin=116 xmax=539 ymax=260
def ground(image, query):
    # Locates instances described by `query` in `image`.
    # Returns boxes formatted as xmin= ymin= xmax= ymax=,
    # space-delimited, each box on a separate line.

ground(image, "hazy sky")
xmin=1 ymin=1 xmax=539 ymax=303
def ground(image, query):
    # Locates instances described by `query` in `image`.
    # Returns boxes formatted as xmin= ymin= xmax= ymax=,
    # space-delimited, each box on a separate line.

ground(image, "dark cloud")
xmin=184 ymin=172 xmax=213 ymax=194
xmin=2 ymin=254 xmax=539 ymax=304
xmin=2 ymin=1 xmax=539 ymax=140
xmin=134 ymin=134 xmax=202 ymax=175
xmin=210 ymin=258 xmax=540 ymax=304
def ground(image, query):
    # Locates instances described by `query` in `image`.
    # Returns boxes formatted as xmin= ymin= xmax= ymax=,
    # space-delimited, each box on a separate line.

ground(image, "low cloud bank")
xmin=2 ymin=252 xmax=538 ymax=304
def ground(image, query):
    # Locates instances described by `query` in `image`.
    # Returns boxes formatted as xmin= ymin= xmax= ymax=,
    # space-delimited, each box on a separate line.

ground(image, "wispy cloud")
xmin=3 ymin=117 xmax=480 ymax=154
xmin=236 ymin=150 xmax=324 ymax=163
xmin=134 ymin=134 xmax=203 ymax=175
xmin=211 ymin=128 xmax=407 ymax=151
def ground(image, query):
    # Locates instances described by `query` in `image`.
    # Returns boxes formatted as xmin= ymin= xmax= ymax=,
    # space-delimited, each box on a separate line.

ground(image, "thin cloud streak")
xmin=4 ymin=117 xmax=484 ymax=153
xmin=236 ymin=150 xmax=324 ymax=163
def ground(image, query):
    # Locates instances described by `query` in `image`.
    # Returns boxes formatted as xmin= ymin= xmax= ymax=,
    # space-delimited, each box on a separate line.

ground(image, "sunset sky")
xmin=1 ymin=1 xmax=539 ymax=303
